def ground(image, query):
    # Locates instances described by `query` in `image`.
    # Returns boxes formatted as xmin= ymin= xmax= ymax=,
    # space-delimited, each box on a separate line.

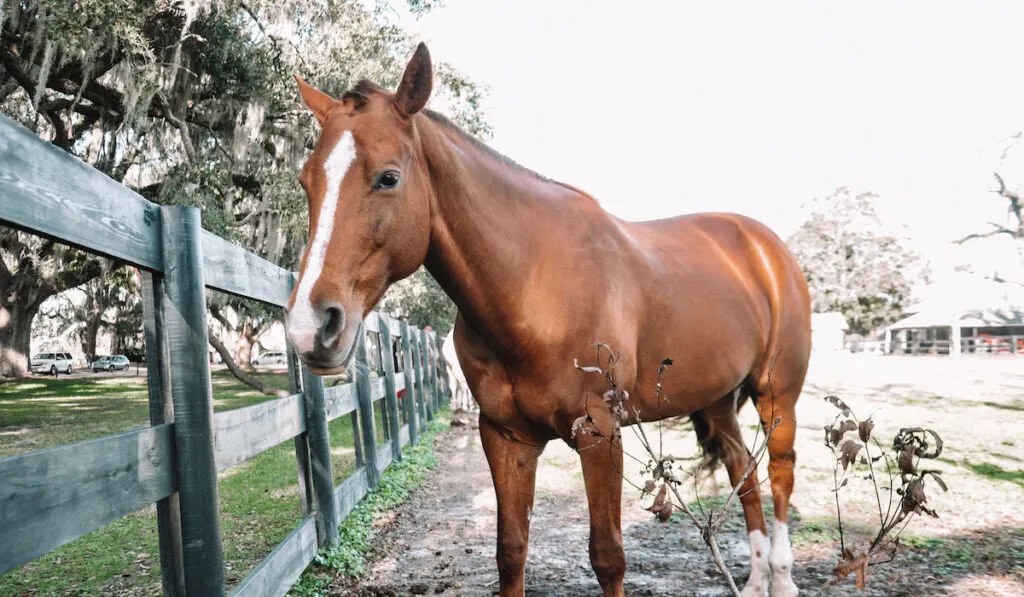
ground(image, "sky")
xmin=394 ymin=1 xmax=1024 ymax=298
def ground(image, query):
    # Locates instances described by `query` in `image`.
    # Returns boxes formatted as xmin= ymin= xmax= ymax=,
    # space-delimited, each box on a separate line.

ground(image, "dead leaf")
xmin=571 ymin=415 xmax=590 ymax=439
xmin=897 ymin=446 xmax=916 ymax=476
xmin=858 ymin=418 xmax=874 ymax=443
xmin=833 ymin=550 xmax=869 ymax=590
xmin=646 ymin=483 xmax=668 ymax=517
xmin=641 ymin=479 xmax=657 ymax=497
xmin=573 ymin=359 xmax=603 ymax=374
xmin=840 ymin=439 xmax=863 ymax=470
xmin=825 ymin=395 xmax=852 ymax=416
xmin=655 ymin=500 xmax=674 ymax=522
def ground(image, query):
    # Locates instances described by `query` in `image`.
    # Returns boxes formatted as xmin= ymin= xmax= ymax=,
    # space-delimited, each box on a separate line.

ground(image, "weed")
xmin=290 ymin=412 xmax=451 ymax=596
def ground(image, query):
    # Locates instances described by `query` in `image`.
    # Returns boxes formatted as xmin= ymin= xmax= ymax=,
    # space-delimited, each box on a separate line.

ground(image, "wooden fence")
xmin=0 ymin=114 xmax=450 ymax=596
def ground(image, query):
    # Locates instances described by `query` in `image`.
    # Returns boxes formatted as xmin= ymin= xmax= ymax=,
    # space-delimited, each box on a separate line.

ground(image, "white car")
xmin=251 ymin=351 xmax=287 ymax=366
xmin=30 ymin=352 xmax=74 ymax=375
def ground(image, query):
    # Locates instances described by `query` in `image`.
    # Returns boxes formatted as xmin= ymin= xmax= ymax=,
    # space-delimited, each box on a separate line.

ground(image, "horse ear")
xmin=294 ymin=75 xmax=339 ymax=126
xmin=393 ymin=43 xmax=433 ymax=118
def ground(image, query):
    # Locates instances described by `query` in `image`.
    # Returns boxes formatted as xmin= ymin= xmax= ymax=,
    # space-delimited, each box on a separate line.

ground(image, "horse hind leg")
xmin=691 ymin=391 xmax=771 ymax=597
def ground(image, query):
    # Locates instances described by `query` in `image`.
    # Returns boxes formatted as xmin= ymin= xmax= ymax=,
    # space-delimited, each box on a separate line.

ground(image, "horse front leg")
xmin=479 ymin=414 xmax=545 ymax=597
xmin=577 ymin=408 xmax=626 ymax=597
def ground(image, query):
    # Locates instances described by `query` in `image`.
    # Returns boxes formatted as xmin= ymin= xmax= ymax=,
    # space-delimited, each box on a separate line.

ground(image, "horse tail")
xmin=690 ymin=387 xmax=751 ymax=474
xmin=689 ymin=409 xmax=724 ymax=474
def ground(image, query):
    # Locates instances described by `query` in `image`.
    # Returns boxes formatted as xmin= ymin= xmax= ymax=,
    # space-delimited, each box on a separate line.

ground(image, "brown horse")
xmin=285 ymin=44 xmax=811 ymax=597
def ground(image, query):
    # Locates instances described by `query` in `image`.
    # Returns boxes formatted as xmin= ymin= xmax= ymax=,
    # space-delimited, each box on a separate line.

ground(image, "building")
xmin=886 ymin=307 xmax=1024 ymax=356
xmin=811 ymin=312 xmax=849 ymax=352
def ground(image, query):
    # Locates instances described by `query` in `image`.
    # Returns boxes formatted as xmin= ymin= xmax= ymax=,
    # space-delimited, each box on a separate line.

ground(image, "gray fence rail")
xmin=0 ymin=115 xmax=450 ymax=597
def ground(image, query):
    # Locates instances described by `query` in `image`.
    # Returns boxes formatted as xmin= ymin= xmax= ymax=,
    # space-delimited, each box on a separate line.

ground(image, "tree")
xmin=1 ymin=0 xmax=483 ymax=377
xmin=956 ymin=134 xmax=1024 ymax=277
xmin=787 ymin=188 xmax=928 ymax=336
xmin=380 ymin=267 xmax=457 ymax=335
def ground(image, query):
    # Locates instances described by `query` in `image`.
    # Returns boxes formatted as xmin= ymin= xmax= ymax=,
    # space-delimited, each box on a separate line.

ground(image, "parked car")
xmin=251 ymin=351 xmax=286 ymax=366
xmin=91 ymin=355 xmax=131 ymax=372
xmin=30 ymin=352 xmax=74 ymax=375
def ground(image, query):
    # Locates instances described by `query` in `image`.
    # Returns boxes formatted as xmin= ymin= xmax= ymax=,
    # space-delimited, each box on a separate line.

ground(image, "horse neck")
xmin=417 ymin=117 xmax=579 ymax=356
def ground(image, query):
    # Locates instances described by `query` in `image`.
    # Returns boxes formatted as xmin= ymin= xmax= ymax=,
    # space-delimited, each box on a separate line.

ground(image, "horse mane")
xmin=341 ymin=79 xmax=552 ymax=183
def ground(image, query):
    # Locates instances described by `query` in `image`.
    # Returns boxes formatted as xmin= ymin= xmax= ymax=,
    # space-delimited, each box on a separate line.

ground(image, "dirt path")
xmin=331 ymin=356 xmax=1024 ymax=597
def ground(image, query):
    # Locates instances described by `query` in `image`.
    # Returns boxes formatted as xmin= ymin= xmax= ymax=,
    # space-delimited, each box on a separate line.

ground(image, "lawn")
xmin=0 ymin=368 xmax=385 ymax=596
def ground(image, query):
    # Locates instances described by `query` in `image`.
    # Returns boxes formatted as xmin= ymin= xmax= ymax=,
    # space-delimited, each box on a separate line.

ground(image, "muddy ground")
xmin=328 ymin=356 xmax=1024 ymax=596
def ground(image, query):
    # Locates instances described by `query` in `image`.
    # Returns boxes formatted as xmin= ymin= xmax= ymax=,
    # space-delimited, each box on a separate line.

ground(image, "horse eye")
xmin=373 ymin=170 xmax=401 ymax=191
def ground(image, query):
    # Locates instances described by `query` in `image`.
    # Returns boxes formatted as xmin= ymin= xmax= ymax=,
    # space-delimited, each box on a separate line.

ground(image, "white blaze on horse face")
xmin=741 ymin=530 xmax=771 ymax=597
xmin=769 ymin=520 xmax=798 ymax=597
xmin=287 ymin=131 xmax=357 ymax=354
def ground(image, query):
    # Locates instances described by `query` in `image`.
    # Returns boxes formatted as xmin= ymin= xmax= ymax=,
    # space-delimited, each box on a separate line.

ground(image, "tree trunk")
xmin=234 ymin=325 xmax=255 ymax=370
xmin=81 ymin=304 xmax=103 ymax=362
xmin=0 ymin=300 xmax=40 ymax=378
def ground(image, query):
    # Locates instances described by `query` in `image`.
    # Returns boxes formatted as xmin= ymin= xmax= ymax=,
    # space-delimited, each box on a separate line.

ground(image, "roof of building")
xmin=887 ymin=307 xmax=1024 ymax=330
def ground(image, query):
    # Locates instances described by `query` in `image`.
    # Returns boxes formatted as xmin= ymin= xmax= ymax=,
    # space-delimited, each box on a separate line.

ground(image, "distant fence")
xmin=0 ymin=115 xmax=449 ymax=597
xmin=848 ymin=337 xmax=1024 ymax=356
xmin=887 ymin=336 xmax=1024 ymax=355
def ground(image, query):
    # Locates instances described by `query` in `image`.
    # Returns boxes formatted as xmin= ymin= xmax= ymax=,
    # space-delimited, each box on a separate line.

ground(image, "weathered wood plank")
xmin=410 ymin=330 xmax=428 ymax=431
xmin=376 ymin=446 xmax=393 ymax=475
xmin=399 ymin=425 xmax=410 ymax=448
xmin=334 ymin=467 xmax=370 ymax=521
xmin=228 ymin=516 xmax=317 ymax=597
xmin=354 ymin=338 xmax=380 ymax=488
xmin=0 ymin=425 xmax=176 ymax=576
xmin=141 ymin=272 xmax=186 ymax=597
xmin=371 ymin=377 xmax=386 ymax=402
xmin=161 ymin=206 xmax=224 ymax=597
xmin=0 ymin=116 xmax=163 ymax=270
xmin=388 ymin=317 xmax=403 ymax=338
xmin=213 ymin=394 xmax=305 ymax=471
xmin=323 ymin=383 xmax=358 ymax=421
xmin=377 ymin=314 xmax=402 ymax=463
xmin=394 ymin=376 xmax=406 ymax=394
xmin=286 ymin=346 xmax=314 ymax=516
xmin=200 ymin=231 xmax=294 ymax=306
xmin=399 ymin=320 xmax=419 ymax=446
xmin=362 ymin=311 xmax=382 ymax=334
xmin=301 ymin=367 xmax=338 ymax=546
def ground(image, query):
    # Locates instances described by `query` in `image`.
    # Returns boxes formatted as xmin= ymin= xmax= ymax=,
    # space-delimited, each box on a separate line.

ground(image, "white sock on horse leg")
xmin=741 ymin=530 xmax=770 ymax=597
xmin=769 ymin=519 xmax=798 ymax=596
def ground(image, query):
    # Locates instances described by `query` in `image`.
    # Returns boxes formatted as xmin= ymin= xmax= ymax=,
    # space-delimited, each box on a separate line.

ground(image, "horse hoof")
xmin=770 ymin=579 xmax=799 ymax=597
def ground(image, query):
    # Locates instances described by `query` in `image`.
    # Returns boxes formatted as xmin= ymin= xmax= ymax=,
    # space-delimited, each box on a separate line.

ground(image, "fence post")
xmin=399 ymin=320 xmax=419 ymax=446
xmin=415 ymin=329 xmax=432 ymax=421
xmin=410 ymin=329 xmax=428 ymax=431
xmin=378 ymin=314 xmax=402 ymax=462
xmin=141 ymin=271 xmax=185 ymax=597
xmin=287 ymin=345 xmax=315 ymax=516
xmin=432 ymin=333 xmax=443 ymax=411
xmin=435 ymin=333 xmax=451 ymax=410
xmin=426 ymin=331 xmax=437 ymax=412
xmin=159 ymin=206 xmax=223 ymax=597
xmin=354 ymin=333 xmax=381 ymax=487
xmin=300 ymin=366 xmax=338 ymax=546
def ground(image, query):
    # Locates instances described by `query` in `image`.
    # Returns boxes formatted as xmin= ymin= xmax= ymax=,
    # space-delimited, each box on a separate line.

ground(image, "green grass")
xmin=0 ymin=369 xmax=364 ymax=596
xmin=791 ymin=519 xmax=840 ymax=546
xmin=967 ymin=462 xmax=1024 ymax=488
xmin=291 ymin=412 xmax=450 ymax=597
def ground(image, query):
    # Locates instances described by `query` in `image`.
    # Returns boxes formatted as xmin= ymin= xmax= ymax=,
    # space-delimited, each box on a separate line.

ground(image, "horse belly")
xmin=630 ymin=278 xmax=769 ymax=420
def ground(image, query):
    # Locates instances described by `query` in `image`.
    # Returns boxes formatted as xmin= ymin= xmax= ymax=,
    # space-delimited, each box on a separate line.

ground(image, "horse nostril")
xmin=318 ymin=304 xmax=346 ymax=348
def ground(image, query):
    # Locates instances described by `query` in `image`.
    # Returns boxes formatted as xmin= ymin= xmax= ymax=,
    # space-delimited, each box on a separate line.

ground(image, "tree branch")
xmin=208 ymin=332 xmax=287 ymax=397
xmin=954 ymin=223 xmax=1017 ymax=245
